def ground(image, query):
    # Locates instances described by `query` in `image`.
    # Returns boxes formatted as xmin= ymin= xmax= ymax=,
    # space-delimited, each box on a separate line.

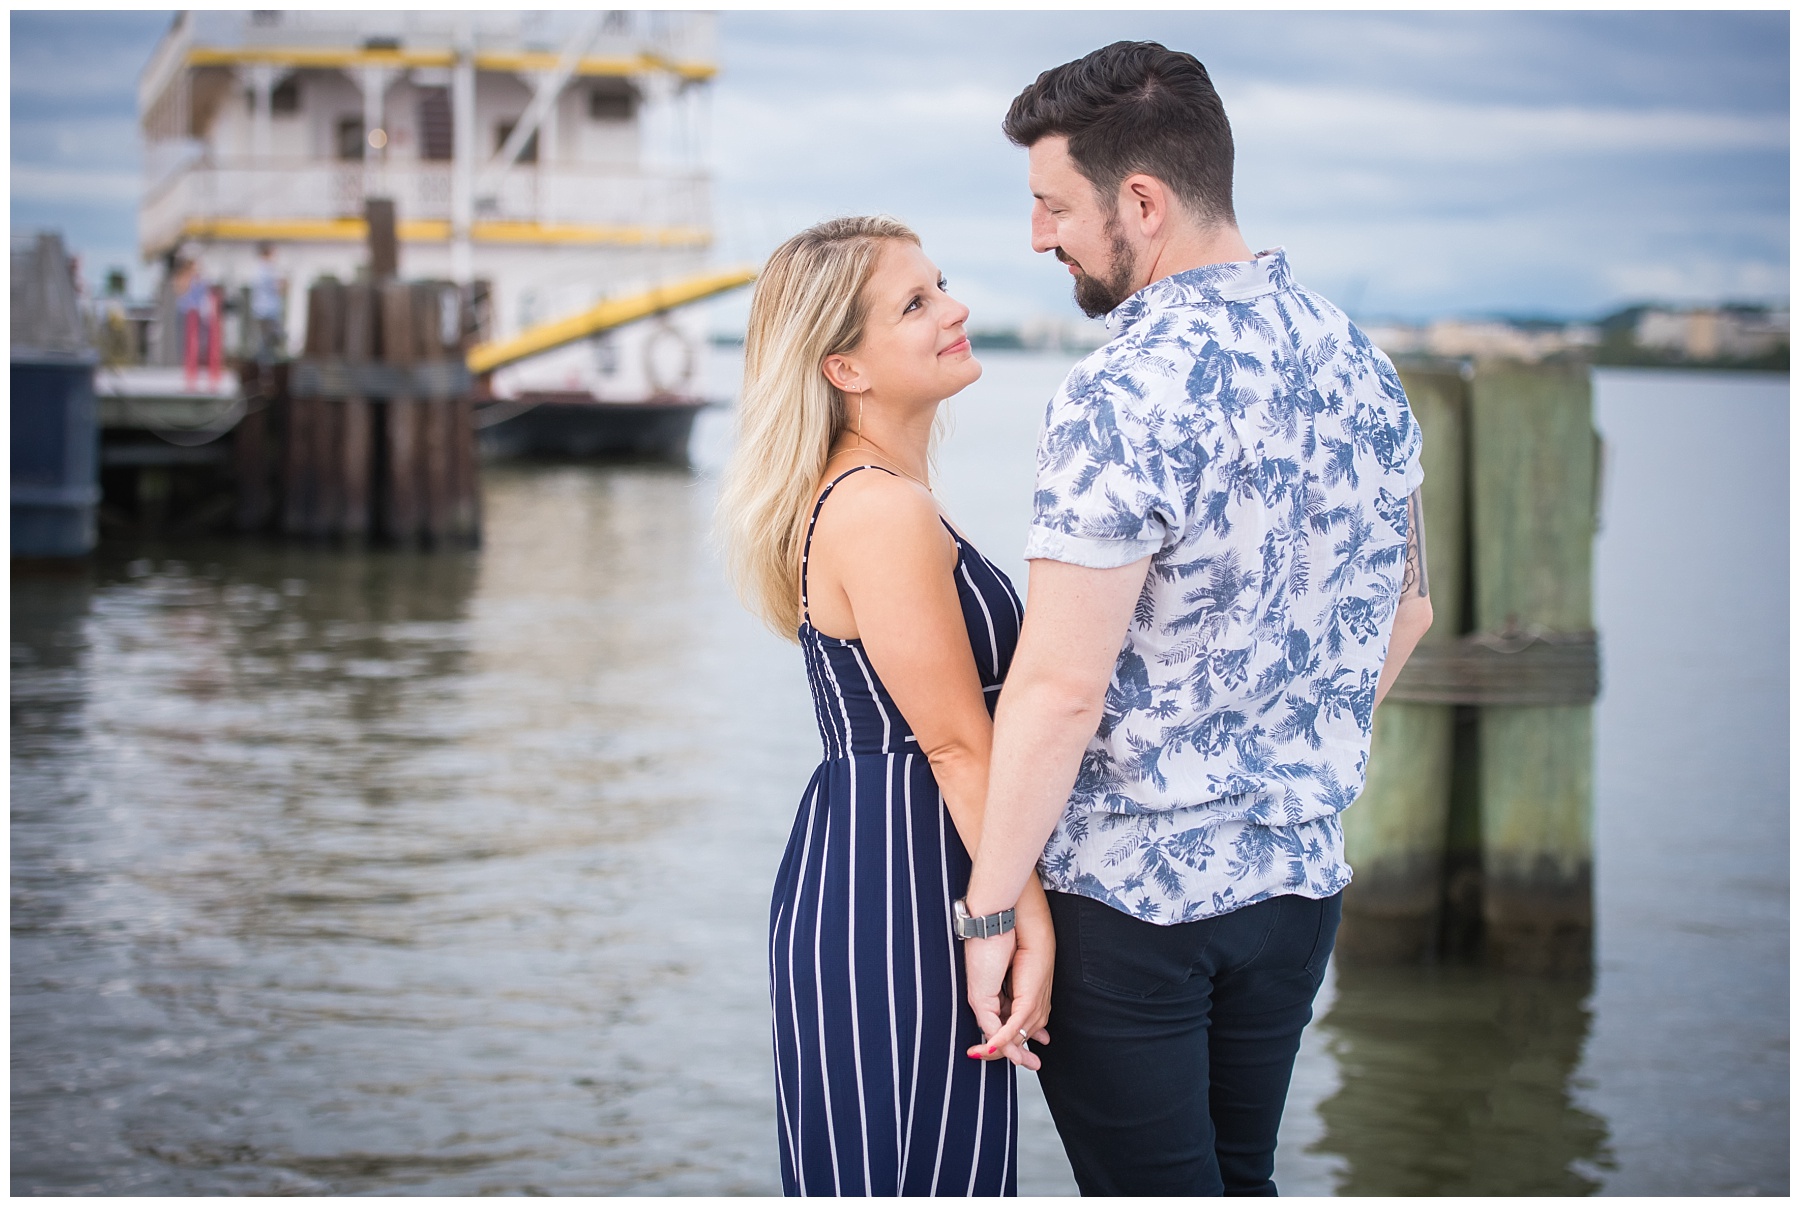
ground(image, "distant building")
xmin=1633 ymin=307 xmax=1789 ymax=362
xmin=1018 ymin=314 xmax=1110 ymax=354
xmin=1361 ymin=318 xmax=1598 ymax=363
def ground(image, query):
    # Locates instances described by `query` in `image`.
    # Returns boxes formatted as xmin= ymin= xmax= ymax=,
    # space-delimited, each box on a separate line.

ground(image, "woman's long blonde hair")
xmin=716 ymin=215 xmax=920 ymax=639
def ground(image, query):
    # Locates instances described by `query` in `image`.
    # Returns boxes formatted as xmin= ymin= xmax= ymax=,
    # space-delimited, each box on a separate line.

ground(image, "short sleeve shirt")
xmin=1025 ymin=249 xmax=1424 ymax=925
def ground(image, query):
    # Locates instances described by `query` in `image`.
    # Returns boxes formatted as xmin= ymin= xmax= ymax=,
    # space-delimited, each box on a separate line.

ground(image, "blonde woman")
xmin=717 ymin=216 xmax=1054 ymax=1196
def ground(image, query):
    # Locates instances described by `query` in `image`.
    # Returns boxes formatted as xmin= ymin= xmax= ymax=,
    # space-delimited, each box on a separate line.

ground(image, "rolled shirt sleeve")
xmin=1023 ymin=362 xmax=1185 ymax=569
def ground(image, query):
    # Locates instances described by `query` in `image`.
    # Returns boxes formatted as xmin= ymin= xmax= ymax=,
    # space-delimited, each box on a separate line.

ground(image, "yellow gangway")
xmin=466 ymin=266 xmax=757 ymax=376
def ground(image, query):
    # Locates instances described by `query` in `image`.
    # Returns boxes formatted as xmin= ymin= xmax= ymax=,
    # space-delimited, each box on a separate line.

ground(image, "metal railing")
xmin=141 ymin=159 xmax=711 ymax=253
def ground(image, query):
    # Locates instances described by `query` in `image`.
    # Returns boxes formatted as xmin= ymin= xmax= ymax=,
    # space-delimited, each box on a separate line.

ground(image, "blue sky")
xmin=12 ymin=10 xmax=1790 ymax=327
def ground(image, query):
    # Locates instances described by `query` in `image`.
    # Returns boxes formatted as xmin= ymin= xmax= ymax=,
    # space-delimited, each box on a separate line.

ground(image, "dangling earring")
xmin=855 ymin=390 xmax=867 ymax=441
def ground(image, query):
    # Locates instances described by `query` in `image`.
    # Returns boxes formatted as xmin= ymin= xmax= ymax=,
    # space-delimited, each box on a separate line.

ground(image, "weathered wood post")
xmin=412 ymin=283 xmax=454 ymax=542
xmin=1340 ymin=365 xmax=1468 ymax=961
xmin=446 ymin=284 xmax=482 ymax=543
xmin=340 ymin=283 xmax=375 ymax=538
xmin=285 ymin=280 xmax=340 ymax=535
xmin=309 ymin=356 xmax=343 ymax=538
xmin=381 ymin=280 xmax=422 ymax=543
xmin=233 ymin=361 xmax=278 ymax=532
xmin=1468 ymin=363 xmax=1599 ymax=974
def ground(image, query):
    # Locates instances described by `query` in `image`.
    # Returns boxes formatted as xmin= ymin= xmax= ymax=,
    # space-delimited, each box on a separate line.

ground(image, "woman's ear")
xmin=821 ymin=353 xmax=864 ymax=394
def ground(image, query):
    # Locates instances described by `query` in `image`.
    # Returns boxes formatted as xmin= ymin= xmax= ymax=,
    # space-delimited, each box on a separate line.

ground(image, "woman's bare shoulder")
xmin=810 ymin=466 xmax=952 ymax=563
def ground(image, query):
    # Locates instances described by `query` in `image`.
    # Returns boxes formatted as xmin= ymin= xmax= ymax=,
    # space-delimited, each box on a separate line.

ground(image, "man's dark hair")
xmin=1003 ymin=41 xmax=1235 ymax=227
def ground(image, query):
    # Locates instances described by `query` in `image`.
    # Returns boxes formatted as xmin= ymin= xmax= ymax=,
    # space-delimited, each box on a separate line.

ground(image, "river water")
xmin=11 ymin=354 xmax=1787 ymax=1195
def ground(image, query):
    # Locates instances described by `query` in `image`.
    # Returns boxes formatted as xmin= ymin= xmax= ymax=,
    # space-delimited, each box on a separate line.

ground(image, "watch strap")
xmin=953 ymin=898 xmax=1016 ymax=940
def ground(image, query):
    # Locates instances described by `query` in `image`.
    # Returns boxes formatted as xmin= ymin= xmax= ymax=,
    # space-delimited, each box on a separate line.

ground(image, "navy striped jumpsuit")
xmin=770 ymin=466 xmax=1024 ymax=1197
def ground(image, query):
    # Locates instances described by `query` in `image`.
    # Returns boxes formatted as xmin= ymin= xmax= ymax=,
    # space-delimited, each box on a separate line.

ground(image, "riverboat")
xmin=136 ymin=9 xmax=742 ymax=461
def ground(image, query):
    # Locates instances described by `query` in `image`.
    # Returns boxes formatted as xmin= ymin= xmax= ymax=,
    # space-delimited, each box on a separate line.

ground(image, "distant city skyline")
xmin=11 ymin=10 xmax=1789 ymax=329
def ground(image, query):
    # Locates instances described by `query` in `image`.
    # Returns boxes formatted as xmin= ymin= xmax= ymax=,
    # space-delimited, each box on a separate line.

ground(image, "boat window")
xmin=271 ymin=76 xmax=299 ymax=115
xmin=588 ymin=79 xmax=638 ymax=121
xmin=337 ymin=118 xmax=365 ymax=161
xmin=418 ymin=88 xmax=453 ymax=161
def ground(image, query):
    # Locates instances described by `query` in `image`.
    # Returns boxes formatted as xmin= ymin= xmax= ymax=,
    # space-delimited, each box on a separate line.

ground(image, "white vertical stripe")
xmin=801 ymin=641 xmax=834 ymax=760
xmin=811 ymin=802 xmax=843 ymax=1196
xmin=845 ymin=752 xmax=872 ymax=1194
xmin=966 ymin=1054 xmax=989 ymax=1195
xmin=884 ymin=756 xmax=903 ymax=1174
xmin=999 ymin=1054 xmax=1013 ymax=1193
xmin=846 ymin=643 xmax=892 ymax=752
xmin=898 ymin=756 xmax=924 ymax=1188
xmin=960 ymin=560 xmax=1001 ymax=678
xmin=770 ymin=893 xmax=794 ymax=1184
xmin=928 ymin=797 xmax=956 ymax=1196
xmin=783 ymin=779 xmax=824 ymax=1195
xmin=819 ymin=646 xmax=855 ymax=760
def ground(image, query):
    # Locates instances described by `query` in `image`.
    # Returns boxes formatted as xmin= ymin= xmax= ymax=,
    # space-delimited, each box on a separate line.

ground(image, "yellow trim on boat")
xmin=466 ymin=266 xmax=756 ymax=376
xmin=185 ymin=46 xmax=716 ymax=80
xmin=188 ymin=46 xmax=456 ymax=70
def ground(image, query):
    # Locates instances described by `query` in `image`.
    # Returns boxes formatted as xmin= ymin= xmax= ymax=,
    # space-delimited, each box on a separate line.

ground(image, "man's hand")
xmin=964 ymin=930 xmax=1025 ymax=1063
xmin=966 ymin=878 xmax=1054 ymax=1070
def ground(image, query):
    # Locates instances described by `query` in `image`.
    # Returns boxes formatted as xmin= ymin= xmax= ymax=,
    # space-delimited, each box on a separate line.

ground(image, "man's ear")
xmin=821 ymin=352 xmax=864 ymax=394
xmin=1120 ymin=173 xmax=1170 ymax=239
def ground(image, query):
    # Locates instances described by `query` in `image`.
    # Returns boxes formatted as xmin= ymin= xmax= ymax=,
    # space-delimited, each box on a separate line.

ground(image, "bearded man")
xmin=958 ymin=41 xmax=1434 ymax=1195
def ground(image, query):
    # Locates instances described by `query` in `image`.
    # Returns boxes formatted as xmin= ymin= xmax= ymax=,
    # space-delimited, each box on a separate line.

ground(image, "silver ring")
xmin=1018 ymin=1030 xmax=1030 ymax=1045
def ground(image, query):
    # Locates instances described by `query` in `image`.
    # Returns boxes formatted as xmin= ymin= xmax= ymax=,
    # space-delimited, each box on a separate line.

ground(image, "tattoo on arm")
xmin=1402 ymin=488 xmax=1430 ymax=598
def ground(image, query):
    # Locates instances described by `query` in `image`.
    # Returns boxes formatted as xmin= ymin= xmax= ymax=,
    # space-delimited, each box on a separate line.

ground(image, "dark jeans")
xmin=1035 ymin=890 xmax=1342 ymax=1196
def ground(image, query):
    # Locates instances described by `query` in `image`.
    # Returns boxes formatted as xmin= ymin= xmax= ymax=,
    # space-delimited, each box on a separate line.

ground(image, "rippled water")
xmin=11 ymin=357 xmax=1787 ymax=1195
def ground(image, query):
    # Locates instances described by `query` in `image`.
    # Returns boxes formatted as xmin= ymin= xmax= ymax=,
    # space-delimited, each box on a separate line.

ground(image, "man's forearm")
xmin=963 ymin=676 xmax=1100 ymax=917
xmin=1373 ymin=594 xmax=1433 ymax=709
xmin=963 ymin=555 xmax=1150 ymax=918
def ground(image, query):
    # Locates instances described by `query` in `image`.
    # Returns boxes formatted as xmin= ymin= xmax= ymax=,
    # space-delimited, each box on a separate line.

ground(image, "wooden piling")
xmin=366 ymin=198 xmax=399 ymax=281
xmin=1340 ymin=366 xmax=1468 ymax=962
xmin=381 ymin=281 xmax=422 ymax=543
xmin=413 ymin=284 xmax=454 ymax=542
xmin=451 ymin=395 xmax=480 ymax=543
xmin=233 ymin=361 xmax=277 ymax=531
xmin=1468 ymin=363 xmax=1597 ymax=974
xmin=444 ymin=284 xmax=482 ymax=543
xmin=340 ymin=284 xmax=375 ymax=538
xmin=255 ymin=270 xmax=478 ymax=548
xmin=309 ymin=384 xmax=342 ymax=537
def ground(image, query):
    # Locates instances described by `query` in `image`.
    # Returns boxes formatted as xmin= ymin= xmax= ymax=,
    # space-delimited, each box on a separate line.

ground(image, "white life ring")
xmin=642 ymin=318 xmax=696 ymax=396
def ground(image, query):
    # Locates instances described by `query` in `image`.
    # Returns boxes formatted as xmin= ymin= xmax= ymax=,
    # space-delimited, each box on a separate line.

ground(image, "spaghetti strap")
xmin=799 ymin=464 xmax=897 ymax=625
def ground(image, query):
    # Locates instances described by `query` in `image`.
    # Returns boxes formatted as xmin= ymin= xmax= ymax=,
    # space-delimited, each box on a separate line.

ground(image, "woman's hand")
xmin=967 ymin=876 xmax=1054 ymax=1070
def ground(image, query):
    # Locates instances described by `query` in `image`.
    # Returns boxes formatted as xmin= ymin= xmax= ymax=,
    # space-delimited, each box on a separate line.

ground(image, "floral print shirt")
xmin=1025 ymin=249 xmax=1424 ymax=925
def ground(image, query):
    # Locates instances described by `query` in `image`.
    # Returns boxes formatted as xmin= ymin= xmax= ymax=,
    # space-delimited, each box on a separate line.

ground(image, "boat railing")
xmin=142 ymin=159 xmax=711 ymax=253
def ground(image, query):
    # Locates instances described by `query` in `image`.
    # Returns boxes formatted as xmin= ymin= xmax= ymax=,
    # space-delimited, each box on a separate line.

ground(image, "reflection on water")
xmin=12 ymin=460 xmax=815 ymax=1194
xmin=1312 ymin=965 xmax=1609 ymax=1194
xmin=11 ymin=359 xmax=1788 ymax=1195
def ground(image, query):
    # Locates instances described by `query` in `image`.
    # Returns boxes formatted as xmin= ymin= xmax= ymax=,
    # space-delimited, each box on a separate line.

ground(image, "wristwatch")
xmin=952 ymin=897 xmax=1016 ymax=940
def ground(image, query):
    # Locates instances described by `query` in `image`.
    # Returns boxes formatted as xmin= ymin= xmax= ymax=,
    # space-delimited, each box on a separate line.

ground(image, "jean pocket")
xmin=1073 ymin=898 xmax=1185 ymax=999
xmin=1303 ymin=892 xmax=1344 ymax=976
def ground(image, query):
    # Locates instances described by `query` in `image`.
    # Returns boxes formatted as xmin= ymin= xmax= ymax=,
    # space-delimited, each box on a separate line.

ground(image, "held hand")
xmin=965 ymin=881 xmax=1055 ymax=1070
xmin=991 ymin=937 xmax=1053 ymax=1070
xmin=963 ymin=929 xmax=1017 ymax=1064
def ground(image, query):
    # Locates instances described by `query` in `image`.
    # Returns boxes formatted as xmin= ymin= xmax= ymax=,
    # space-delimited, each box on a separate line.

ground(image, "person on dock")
xmin=717 ymin=216 xmax=1054 ymax=1196
xmin=251 ymin=242 xmax=288 ymax=364
xmin=960 ymin=41 xmax=1436 ymax=1195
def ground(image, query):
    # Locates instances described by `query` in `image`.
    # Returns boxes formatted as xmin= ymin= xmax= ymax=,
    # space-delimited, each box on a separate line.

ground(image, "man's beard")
xmin=1065 ymin=222 xmax=1138 ymax=319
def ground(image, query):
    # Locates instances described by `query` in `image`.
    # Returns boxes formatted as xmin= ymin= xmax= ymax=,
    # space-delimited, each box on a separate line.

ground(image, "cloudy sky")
xmin=11 ymin=9 xmax=1790 ymax=328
